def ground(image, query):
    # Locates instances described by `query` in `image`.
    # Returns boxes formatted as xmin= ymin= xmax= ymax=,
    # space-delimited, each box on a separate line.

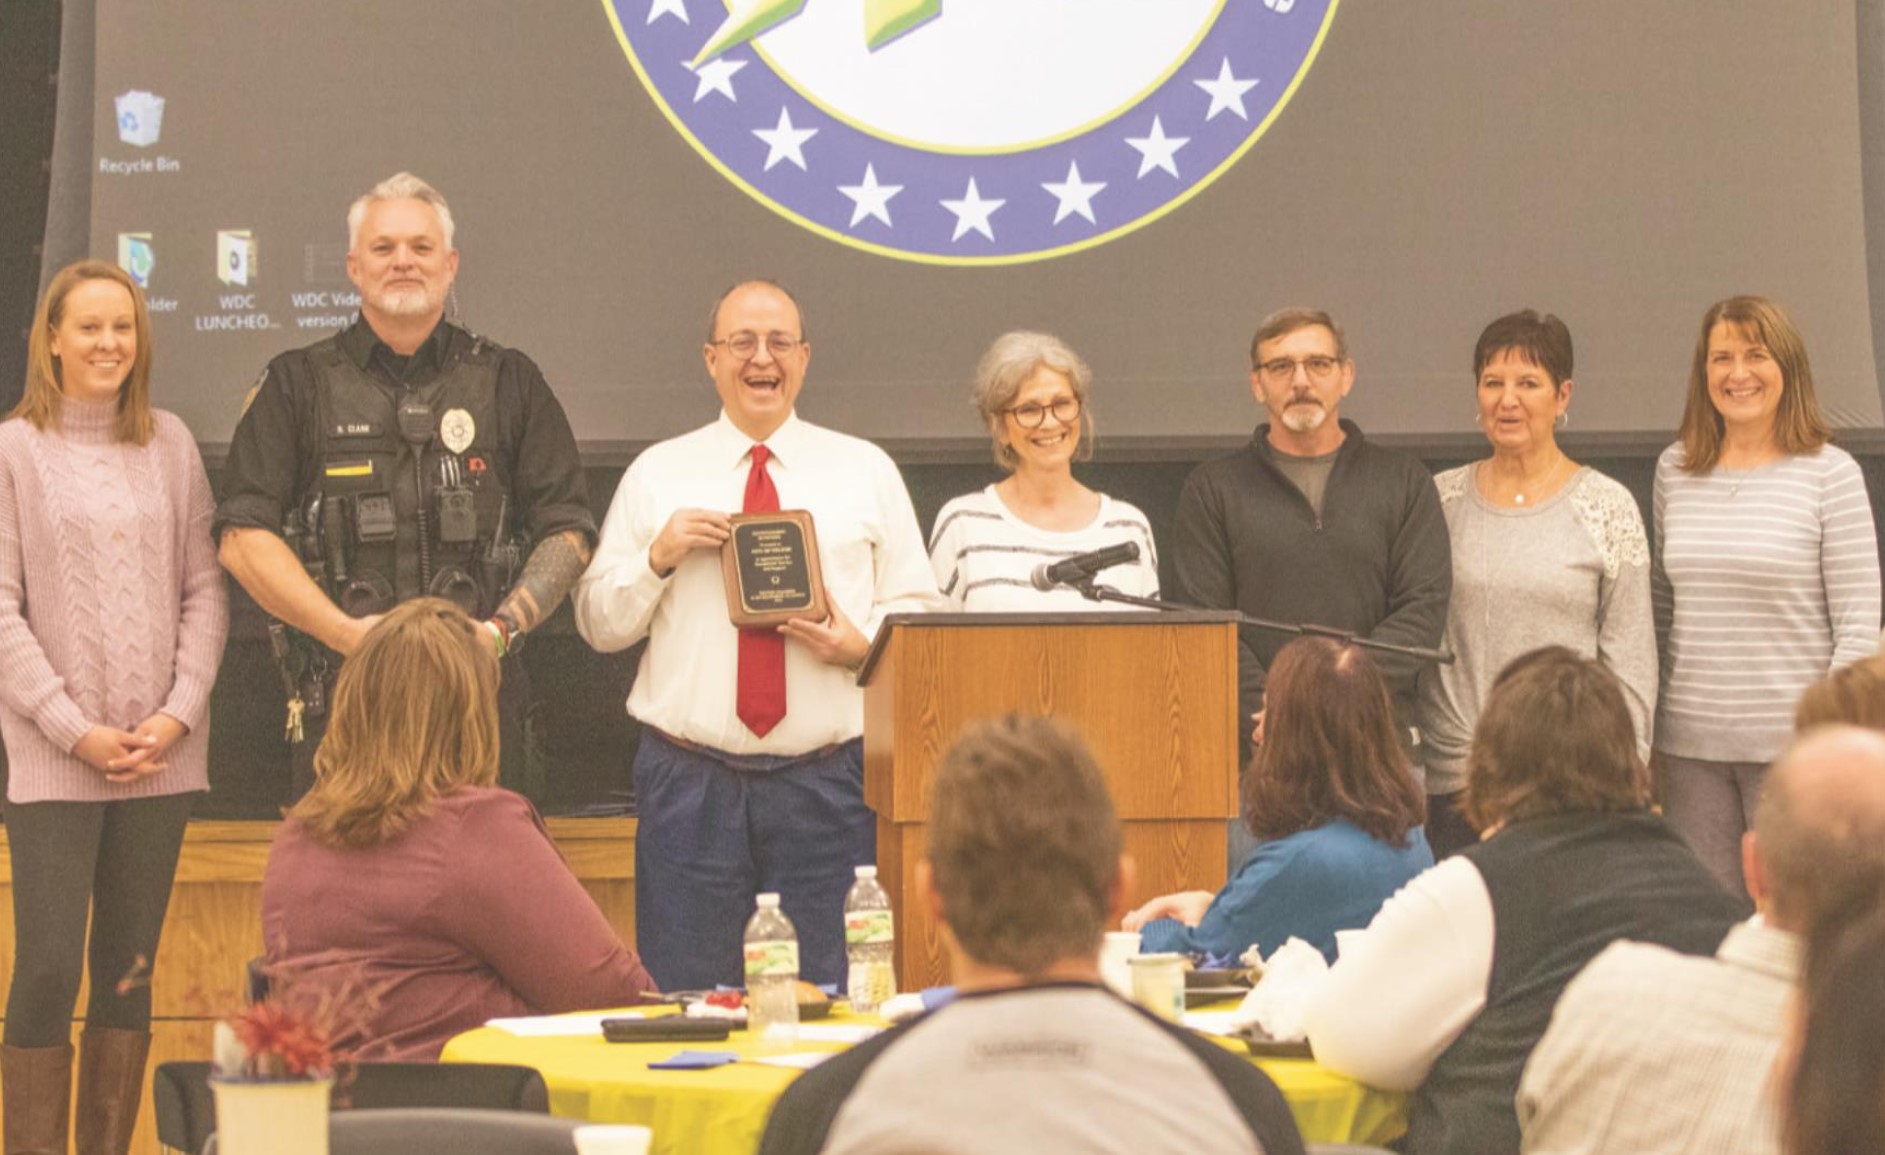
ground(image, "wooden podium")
xmin=859 ymin=611 xmax=1241 ymax=992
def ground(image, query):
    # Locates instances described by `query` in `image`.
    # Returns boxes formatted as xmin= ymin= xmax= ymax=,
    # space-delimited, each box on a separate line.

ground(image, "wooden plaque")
xmin=721 ymin=510 xmax=829 ymax=628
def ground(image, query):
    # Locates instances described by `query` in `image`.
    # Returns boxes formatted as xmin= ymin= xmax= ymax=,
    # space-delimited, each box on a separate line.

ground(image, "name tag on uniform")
xmin=330 ymin=422 xmax=380 ymax=438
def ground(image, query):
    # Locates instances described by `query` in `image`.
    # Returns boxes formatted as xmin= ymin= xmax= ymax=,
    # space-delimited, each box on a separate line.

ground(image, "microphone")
xmin=1030 ymin=542 xmax=1142 ymax=591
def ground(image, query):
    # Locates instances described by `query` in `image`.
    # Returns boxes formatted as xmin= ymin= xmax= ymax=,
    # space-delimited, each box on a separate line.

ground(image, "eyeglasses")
xmin=1003 ymin=396 xmax=1082 ymax=428
xmin=1256 ymin=355 xmax=1344 ymax=385
xmin=712 ymin=331 xmax=803 ymax=360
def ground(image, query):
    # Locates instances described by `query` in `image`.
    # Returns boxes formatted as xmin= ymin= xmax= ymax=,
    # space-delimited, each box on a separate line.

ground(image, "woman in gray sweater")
xmin=1418 ymin=310 xmax=1657 ymax=857
xmin=1653 ymin=296 xmax=1879 ymax=898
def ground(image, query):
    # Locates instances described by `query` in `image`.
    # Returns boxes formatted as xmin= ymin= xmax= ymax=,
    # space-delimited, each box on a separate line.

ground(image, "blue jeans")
xmin=634 ymin=731 xmax=875 ymax=991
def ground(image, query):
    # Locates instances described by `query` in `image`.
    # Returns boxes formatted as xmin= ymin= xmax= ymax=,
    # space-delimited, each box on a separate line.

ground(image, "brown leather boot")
xmin=73 ymin=1028 xmax=149 ymax=1155
xmin=2 ymin=1042 xmax=73 ymax=1155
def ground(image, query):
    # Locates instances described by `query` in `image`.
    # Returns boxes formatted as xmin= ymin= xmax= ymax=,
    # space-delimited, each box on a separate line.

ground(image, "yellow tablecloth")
xmin=442 ymin=1007 xmax=1406 ymax=1155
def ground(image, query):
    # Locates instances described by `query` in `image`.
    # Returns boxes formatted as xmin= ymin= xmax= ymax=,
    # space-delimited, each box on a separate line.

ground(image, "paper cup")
xmin=574 ymin=1124 xmax=654 ymax=1155
xmin=1129 ymin=952 xmax=1186 ymax=1022
xmin=1100 ymin=931 xmax=1141 ymax=998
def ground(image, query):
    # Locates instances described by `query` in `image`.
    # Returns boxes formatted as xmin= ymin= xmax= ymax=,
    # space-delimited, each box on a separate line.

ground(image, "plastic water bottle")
xmin=743 ymin=893 xmax=799 ymax=1045
xmin=843 ymin=865 xmax=896 ymax=1015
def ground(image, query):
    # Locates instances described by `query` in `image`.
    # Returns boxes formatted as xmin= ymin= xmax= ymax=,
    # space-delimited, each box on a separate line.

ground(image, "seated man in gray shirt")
xmin=758 ymin=716 xmax=1304 ymax=1155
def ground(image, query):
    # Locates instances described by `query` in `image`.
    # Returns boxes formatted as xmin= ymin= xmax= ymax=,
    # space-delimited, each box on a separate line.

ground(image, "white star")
xmin=753 ymin=106 xmax=817 ymax=171
xmin=838 ymin=164 xmax=902 ymax=228
xmin=1194 ymin=57 xmax=1260 ymax=121
xmin=1041 ymin=160 xmax=1106 ymax=225
xmin=940 ymin=177 xmax=1005 ymax=242
xmin=648 ymin=0 xmax=689 ymax=24
xmin=1125 ymin=116 xmax=1189 ymax=178
xmin=685 ymin=57 xmax=746 ymax=103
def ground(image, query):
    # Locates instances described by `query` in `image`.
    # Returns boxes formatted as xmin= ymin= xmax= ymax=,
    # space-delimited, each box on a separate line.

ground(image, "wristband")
xmin=483 ymin=618 xmax=511 ymax=658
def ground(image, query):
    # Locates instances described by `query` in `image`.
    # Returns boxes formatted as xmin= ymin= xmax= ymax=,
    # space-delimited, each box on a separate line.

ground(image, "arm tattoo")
xmin=494 ymin=529 xmax=593 ymax=636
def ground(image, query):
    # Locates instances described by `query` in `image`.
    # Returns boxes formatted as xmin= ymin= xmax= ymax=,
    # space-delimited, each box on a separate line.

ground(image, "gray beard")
xmin=1279 ymin=405 xmax=1328 ymax=434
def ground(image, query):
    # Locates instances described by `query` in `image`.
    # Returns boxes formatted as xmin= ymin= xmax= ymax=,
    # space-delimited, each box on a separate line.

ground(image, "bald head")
xmin=1752 ymin=726 xmax=1885 ymax=934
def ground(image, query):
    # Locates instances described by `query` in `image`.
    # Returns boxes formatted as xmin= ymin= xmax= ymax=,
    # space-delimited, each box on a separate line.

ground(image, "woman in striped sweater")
xmin=1653 ymin=295 xmax=1880 ymax=898
xmin=928 ymin=331 xmax=1159 ymax=610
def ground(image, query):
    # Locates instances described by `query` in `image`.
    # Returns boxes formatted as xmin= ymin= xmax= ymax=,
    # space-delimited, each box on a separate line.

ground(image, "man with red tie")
xmin=575 ymin=279 xmax=943 ymax=991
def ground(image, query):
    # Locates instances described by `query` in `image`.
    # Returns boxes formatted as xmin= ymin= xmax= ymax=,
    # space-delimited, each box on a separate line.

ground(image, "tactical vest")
xmin=294 ymin=335 xmax=519 ymax=620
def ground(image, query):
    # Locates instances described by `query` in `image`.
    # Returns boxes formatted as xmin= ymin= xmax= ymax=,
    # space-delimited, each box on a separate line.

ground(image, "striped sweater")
xmin=1651 ymin=442 xmax=1880 ymax=762
xmin=0 ymin=399 xmax=227 ymax=803
xmin=927 ymin=485 xmax=1159 ymax=611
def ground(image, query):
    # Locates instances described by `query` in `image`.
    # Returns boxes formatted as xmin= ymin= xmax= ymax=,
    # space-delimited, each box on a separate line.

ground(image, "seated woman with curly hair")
xmin=1123 ymin=637 xmax=1432 ymax=964
xmin=262 ymin=599 xmax=654 ymax=1060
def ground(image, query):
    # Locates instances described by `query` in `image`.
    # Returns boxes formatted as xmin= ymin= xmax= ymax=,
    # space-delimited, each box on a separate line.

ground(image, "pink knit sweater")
xmin=0 ymin=398 xmax=228 ymax=803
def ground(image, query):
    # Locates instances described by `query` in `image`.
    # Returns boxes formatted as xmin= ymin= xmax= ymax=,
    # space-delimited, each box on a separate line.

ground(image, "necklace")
xmin=1507 ymin=454 xmax=1570 ymax=506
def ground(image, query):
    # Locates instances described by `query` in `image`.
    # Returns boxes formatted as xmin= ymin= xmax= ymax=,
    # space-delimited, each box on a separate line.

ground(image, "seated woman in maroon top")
xmin=261 ymin=598 xmax=655 ymax=1060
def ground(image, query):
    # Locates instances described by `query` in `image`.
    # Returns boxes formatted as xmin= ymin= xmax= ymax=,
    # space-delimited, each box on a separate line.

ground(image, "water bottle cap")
xmin=757 ymin=892 xmax=780 ymax=908
xmin=855 ymin=865 xmax=877 ymax=879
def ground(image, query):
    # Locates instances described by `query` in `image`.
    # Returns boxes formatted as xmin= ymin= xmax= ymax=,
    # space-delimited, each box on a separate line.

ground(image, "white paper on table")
xmin=485 ymin=1012 xmax=639 ymax=1037
xmin=795 ymin=1024 xmax=882 ymax=1044
xmin=749 ymin=1052 xmax=837 ymax=1070
xmin=1180 ymin=1010 xmax=1244 ymax=1038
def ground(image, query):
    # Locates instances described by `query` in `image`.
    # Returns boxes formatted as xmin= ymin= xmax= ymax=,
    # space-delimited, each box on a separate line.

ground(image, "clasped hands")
xmin=651 ymin=508 xmax=868 ymax=668
xmin=74 ymin=713 xmax=187 ymax=783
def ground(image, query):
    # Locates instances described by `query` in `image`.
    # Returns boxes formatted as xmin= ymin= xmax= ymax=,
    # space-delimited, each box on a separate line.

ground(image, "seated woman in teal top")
xmin=1124 ymin=637 xmax=1433 ymax=964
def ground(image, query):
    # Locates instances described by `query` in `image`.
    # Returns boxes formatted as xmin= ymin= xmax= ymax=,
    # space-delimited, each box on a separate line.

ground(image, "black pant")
xmin=3 ymin=792 xmax=196 ymax=1047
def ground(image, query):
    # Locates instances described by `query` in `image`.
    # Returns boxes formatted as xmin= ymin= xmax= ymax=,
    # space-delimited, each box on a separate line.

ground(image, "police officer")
xmin=215 ymin=172 xmax=594 ymax=797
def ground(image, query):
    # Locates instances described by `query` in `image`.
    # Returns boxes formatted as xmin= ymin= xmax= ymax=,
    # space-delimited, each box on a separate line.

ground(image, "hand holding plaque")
xmin=721 ymin=510 xmax=829 ymax=628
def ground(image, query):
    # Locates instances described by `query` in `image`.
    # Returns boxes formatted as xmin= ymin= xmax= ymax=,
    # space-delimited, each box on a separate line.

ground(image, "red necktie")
xmin=736 ymin=444 xmax=787 ymax=737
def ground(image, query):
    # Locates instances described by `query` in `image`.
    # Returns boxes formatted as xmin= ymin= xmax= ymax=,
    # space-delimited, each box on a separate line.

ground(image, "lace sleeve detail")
xmin=1569 ymin=472 xmax=1650 ymax=581
xmin=1433 ymin=464 xmax=1472 ymax=506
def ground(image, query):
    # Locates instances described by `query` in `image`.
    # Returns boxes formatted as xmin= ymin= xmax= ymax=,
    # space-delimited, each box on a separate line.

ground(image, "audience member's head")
xmin=1746 ymin=725 xmax=1885 ymax=935
xmin=1464 ymin=646 xmax=1650 ymax=833
xmin=924 ymin=716 xmax=1128 ymax=984
xmin=1794 ymin=653 xmax=1885 ymax=732
xmin=1783 ymin=905 xmax=1885 ymax=1155
xmin=291 ymin=598 xmax=500 ymax=848
xmin=1245 ymin=637 xmax=1425 ymax=847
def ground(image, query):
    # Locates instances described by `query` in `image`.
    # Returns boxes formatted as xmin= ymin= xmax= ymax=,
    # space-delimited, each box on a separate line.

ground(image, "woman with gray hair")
xmin=928 ymin=331 xmax=1158 ymax=609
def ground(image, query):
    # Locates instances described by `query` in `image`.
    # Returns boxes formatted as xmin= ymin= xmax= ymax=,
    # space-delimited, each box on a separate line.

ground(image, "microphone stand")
xmin=1069 ymin=579 xmax=1453 ymax=667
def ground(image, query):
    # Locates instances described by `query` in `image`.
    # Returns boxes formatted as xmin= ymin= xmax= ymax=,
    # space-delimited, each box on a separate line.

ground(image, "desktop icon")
xmin=117 ymin=233 xmax=154 ymax=287
xmin=114 ymin=91 xmax=165 ymax=148
xmin=217 ymin=230 xmax=257 ymax=287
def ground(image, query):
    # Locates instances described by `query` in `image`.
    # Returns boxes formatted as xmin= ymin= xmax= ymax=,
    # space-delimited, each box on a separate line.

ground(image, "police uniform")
xmin=215 ymin=318 xmax=593 ymax=796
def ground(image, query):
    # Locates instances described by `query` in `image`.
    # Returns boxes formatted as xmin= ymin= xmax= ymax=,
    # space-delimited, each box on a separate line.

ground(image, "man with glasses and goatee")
xmin=1171 ymin=308 xmax=1450 ymax=855
xmin=574 ymin=279 xmax=944 ymax=994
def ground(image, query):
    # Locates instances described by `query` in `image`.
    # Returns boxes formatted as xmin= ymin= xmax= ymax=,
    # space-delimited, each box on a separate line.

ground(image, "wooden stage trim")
xmin=0 ymin=815 xmax=636 ymax=1155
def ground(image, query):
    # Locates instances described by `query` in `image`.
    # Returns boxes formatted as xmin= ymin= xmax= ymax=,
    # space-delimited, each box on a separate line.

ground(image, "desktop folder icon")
xmin=217 ymin=230 xmax=257 ymax=287
xmin=114 ymin=91 xmax=165 ymax=148
xmin=117 ymin=233 xmax=154 ymax=288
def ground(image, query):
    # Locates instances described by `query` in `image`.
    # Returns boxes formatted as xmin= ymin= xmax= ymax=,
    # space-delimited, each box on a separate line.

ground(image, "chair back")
xmin=154 ymin=1061 xmax=550 ymax=1154
xmin=204 ymin=1108 xmax=585 ymax=1155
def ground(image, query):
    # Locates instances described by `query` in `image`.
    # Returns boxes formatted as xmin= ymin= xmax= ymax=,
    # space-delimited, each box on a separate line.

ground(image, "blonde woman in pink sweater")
xmin=0 ymin=260 xmax=227 ymax=1155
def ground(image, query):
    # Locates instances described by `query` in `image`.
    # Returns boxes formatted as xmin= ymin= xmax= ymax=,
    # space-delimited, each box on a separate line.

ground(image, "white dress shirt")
xmin=574 ymin=412 xmax=945 ymax=756
xmin=1516 ymin=919 xmax=1797 ymax=1155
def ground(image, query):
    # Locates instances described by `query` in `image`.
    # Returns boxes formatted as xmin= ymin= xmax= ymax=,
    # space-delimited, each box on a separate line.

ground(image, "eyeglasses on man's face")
xmin=1255 ymin=355 xmax=1344 ymax=385
xmin=712 ymin=331 xmax=803 ymax=360
xmin=1003 ymin=396 xmax=1082 ymax=429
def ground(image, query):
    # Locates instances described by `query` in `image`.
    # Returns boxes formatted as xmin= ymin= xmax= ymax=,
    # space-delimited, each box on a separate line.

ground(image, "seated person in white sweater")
xmin=1305 ymin=647 xmax=1745 ymax=1155
xmin=928 ymin=331 xmax=1158 ymax=610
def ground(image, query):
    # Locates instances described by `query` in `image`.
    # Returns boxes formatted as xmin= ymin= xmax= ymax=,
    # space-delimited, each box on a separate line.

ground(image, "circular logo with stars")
xmin=603 ymin=0 xmax=1339 ymax=266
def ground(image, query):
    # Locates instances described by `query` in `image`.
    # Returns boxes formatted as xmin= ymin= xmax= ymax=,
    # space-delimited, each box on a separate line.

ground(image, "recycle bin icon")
xmin=114 ymin=91 xmax=165 ymax=148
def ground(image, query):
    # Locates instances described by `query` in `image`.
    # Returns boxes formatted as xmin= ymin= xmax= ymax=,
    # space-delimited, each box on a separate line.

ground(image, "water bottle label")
xmin=844 ymin=909 xmax=894 ymax=945
xmin=744 ymin=940 xmax=800 ymax=978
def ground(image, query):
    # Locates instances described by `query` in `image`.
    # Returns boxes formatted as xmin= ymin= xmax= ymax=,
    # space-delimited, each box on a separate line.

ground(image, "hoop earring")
xmin=1556 ymin=409 xmax=1569 ymax=430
